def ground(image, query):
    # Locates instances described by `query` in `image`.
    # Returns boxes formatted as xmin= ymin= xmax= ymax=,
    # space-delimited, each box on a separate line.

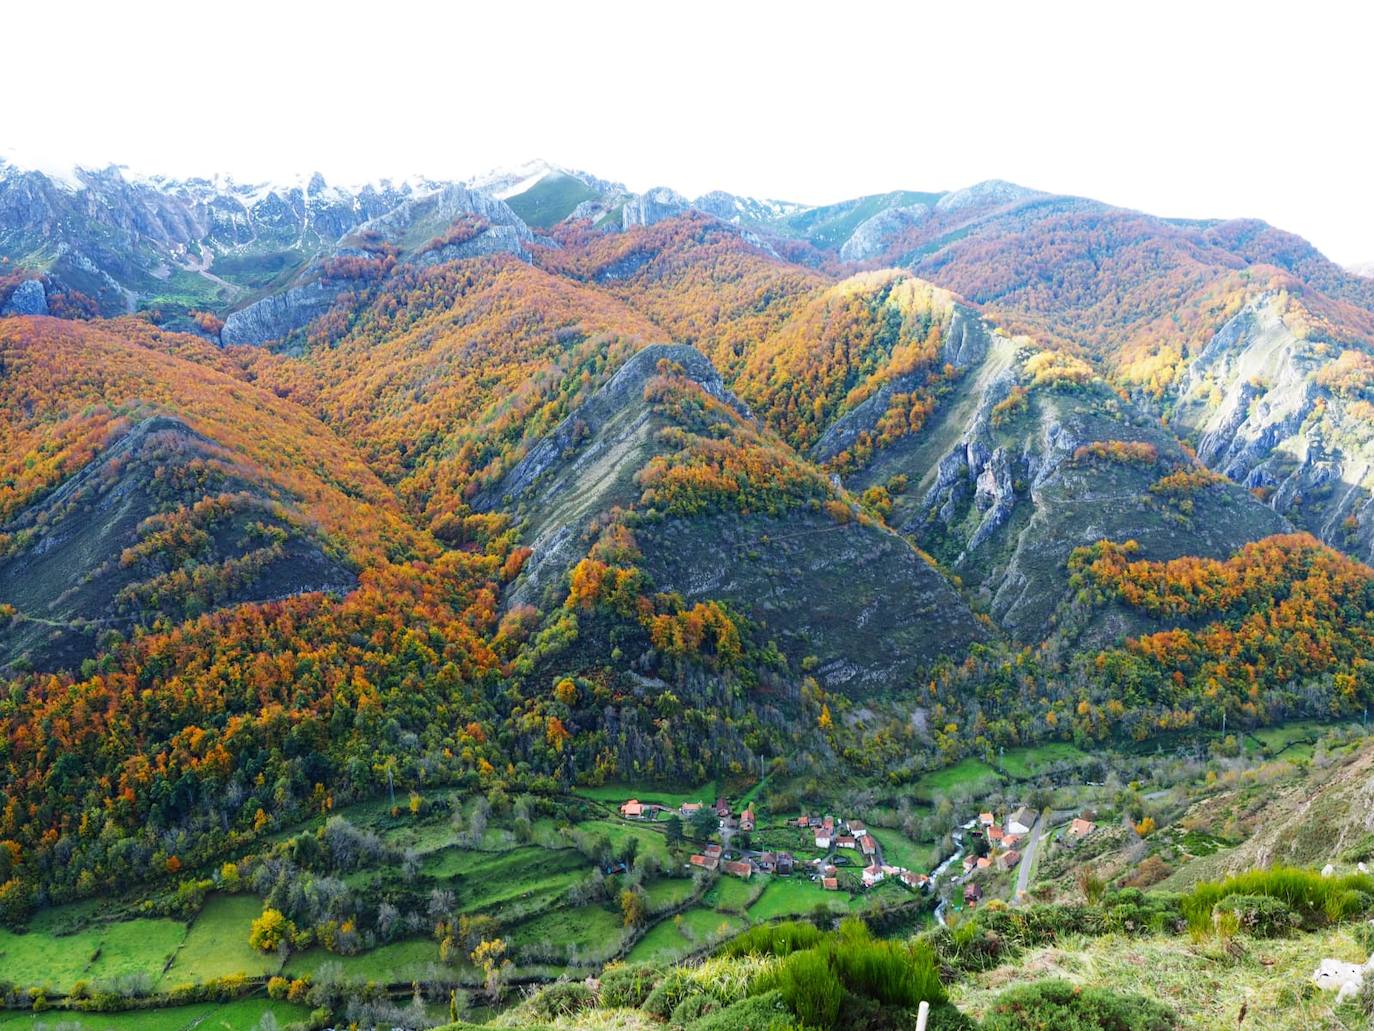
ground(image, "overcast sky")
xmin=6 ymin=0 xmax=1370 ymax=263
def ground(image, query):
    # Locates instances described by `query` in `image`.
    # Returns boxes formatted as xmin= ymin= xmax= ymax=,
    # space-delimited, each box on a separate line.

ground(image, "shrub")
xmin=1102 ymin=889 xmax=1183 ymax=935
xmin=1353 ymin=920 xmax=1374 ymax=953
xmin=927 ymin=902 xmax=1109 ymax=974
xmin=597 ymin=962 xmax=661 ymax=1008
xmin=689 ymin=989 xmax=793 ymax=1031
xmin=1341 ymin=833 xmax=1374 ymax=864
xmin=643 ymin=970 xmax=698 ymax=1020
xmin=829 ymin=932 xmax=945 ymax=1008
xmin=720 ymin=919 xmax=823 ymax=958
xmin=1360 ymin=966 xmax=1374 ymax=1016
xmin=751 ymin=918 xmax=944 ymax=1028
xmin=1025 ymin=350 xmax=1095 ymax=390
xmin=1182 ymin=867 xmax=1374 ymax=934
xmin=249 ymin=907 xmax=294 ymax=952
xmin=670 ymin=990 xmax=720 ymax=1024
xmin=529 ymin=980 xmax=593 ymax=1019
xmin=1213 ymin=894 xmax=1298 ymax=938
xmin=1073 ymin=440 xmax=1159 ymax=466
xmin=772 ymin=949 xmax=843 ymax=1030
xmin=981 ymin=978 xmax=1176 ymax=1030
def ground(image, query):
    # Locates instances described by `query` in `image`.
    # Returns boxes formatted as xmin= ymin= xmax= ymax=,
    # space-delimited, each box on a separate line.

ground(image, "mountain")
xmin=219 ymin=184 xmax=537 ymax=345
xmin=7 ymin=155 xmax=1374 ymax=950
xmin=469 ymin=159 xmax=629 ymax=229
xmin=0 ymin=156 xmax=450 ymax=320
xmin=0 ymin=315 xmax=419 ymax=669
xmin=472 ymin=340 xmax=988 ymax=695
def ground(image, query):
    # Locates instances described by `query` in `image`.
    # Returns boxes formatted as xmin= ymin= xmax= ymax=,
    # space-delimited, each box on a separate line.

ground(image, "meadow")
xmin=0 ymin=998 xmax=311 ymax=1030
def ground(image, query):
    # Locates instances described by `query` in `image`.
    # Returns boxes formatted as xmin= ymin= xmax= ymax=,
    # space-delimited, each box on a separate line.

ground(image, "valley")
xmin=4 ymin=152 xmax=1374 ymax=1029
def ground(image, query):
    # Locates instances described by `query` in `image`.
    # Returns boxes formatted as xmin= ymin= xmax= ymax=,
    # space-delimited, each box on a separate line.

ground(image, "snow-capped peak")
xmin=466 ymin=158 xmax=562 ymax=199
xmin=0 ymin=146 xmax=88 ymax=192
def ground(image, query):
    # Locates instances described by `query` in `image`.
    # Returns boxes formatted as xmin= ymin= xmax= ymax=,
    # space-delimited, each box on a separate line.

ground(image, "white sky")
xmin=6 ymin=0 xmax=1372 ymax=263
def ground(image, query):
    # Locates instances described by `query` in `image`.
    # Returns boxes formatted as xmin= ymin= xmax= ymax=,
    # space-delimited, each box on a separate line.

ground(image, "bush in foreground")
xmin=981 ymin=978 xmax=1176 ymax=1031
xmin=1181 ymin=867 xmax=1374 ymax=934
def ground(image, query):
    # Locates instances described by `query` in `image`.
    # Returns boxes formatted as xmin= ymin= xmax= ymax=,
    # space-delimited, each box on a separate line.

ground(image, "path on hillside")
xmin=1013 ymin=814 xmax=1045 ymax=901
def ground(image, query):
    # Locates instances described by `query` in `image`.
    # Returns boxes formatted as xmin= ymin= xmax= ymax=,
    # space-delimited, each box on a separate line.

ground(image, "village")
xmin=617 ymin=793 xmax=1100 ymax=915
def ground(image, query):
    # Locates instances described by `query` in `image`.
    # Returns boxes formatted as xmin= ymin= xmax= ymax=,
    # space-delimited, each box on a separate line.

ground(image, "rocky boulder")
xmin=0 ymin=277 xmax=47 ymax=316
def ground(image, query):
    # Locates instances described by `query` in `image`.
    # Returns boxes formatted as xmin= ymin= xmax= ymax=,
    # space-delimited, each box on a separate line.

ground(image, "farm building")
xmin=1068 ymin=817 xmax=1096 ymax=840
xmin=1008 ymin=807 xmax=1036 ymax=835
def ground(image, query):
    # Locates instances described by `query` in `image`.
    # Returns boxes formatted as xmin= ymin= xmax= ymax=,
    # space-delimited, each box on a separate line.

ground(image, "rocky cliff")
xmin=1168 ymin=293 xmax=1374 ymax=562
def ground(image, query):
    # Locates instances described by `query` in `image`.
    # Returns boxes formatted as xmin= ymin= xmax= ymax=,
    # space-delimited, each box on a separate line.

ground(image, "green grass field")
xmin=703 ymin=874 xmax=763 ymax=913
xmin=87 ymin=918 xmax=188 ymax=985
xmin=421 ymin=842 xmax=534 ymax=879
xmin=745 ymin=877 xmax=850 ymax=922
xmin=624 ymin=906 xmax=746 ymax=964
xmin=379 ymin=815 xmax=459 ymax=854
xmin=1243 ymin=720 xmax=1363 ymax=761
xmin=505 ymin=174 xmax=602 ymax=229
xmin=0 ymin=915 xmax=187 ymax=993
xmin=0 ymin=997 xmax=310 ymax=1029
xmin=0 ymin=923 xmax=108 ymax=992
xmin=643 ymin=877 xmax=698 ymax=912
xmin=164 ymin=895 xmax=281 ymax=983
xmin=576 ymin=818 xmax=674 ymax=866
xmin=283 ymin=935 xmax=441 ymax=981
xmin=506 ymin=903 xmax=627 ymax=958
xmin=868 ymin=827 xmax=937 ymax=872
xmin=997 ymin=741 xmax=1088 ymax=779
xmin=447 ymin=848 xmax=587 ymax=917
xmin=573 ymin=782 xmax=717 ymax=809
xmin=912 ymin=757 xmax=1002 ymax=800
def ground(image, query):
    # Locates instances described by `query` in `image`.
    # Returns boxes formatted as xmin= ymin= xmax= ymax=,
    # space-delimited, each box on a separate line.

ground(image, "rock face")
xmin=0 ymin=278 xmax=46 ymax=316
xmin=691 ymin=191 xmax=805 ymax=226
xmin=474 ymin=343 xmax=742 ymax=603
xmin=933 ymin=179 xmax=1045 ymax=214
xmin=837 ymin=322 xmax=1290 ymax=642
xmin=839 ymin=203 xmax=929 ymax=262
xmin=639 ymin=508 xmax=988 ymax=695
xmin=1168 ymin=293 xmax=1374 ymax=562
xmin=353 ymin=184 xmax=533 ymax=256
xmin=812 ymin=304 xmax=991 ymax=464
xmin=221 ymin=280 xmax=339 ymax=346
xmin=221 ymin=186 xmax=534 ymax=344
xmin=622 ymin=187 xmax=691 ymax=228
xmin=0 ymin=157 xmax=436 ymax=314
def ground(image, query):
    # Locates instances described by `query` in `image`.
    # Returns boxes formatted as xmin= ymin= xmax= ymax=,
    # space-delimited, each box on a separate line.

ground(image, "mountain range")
xmin=3 ymin=152 xmax=1374 ymax=915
